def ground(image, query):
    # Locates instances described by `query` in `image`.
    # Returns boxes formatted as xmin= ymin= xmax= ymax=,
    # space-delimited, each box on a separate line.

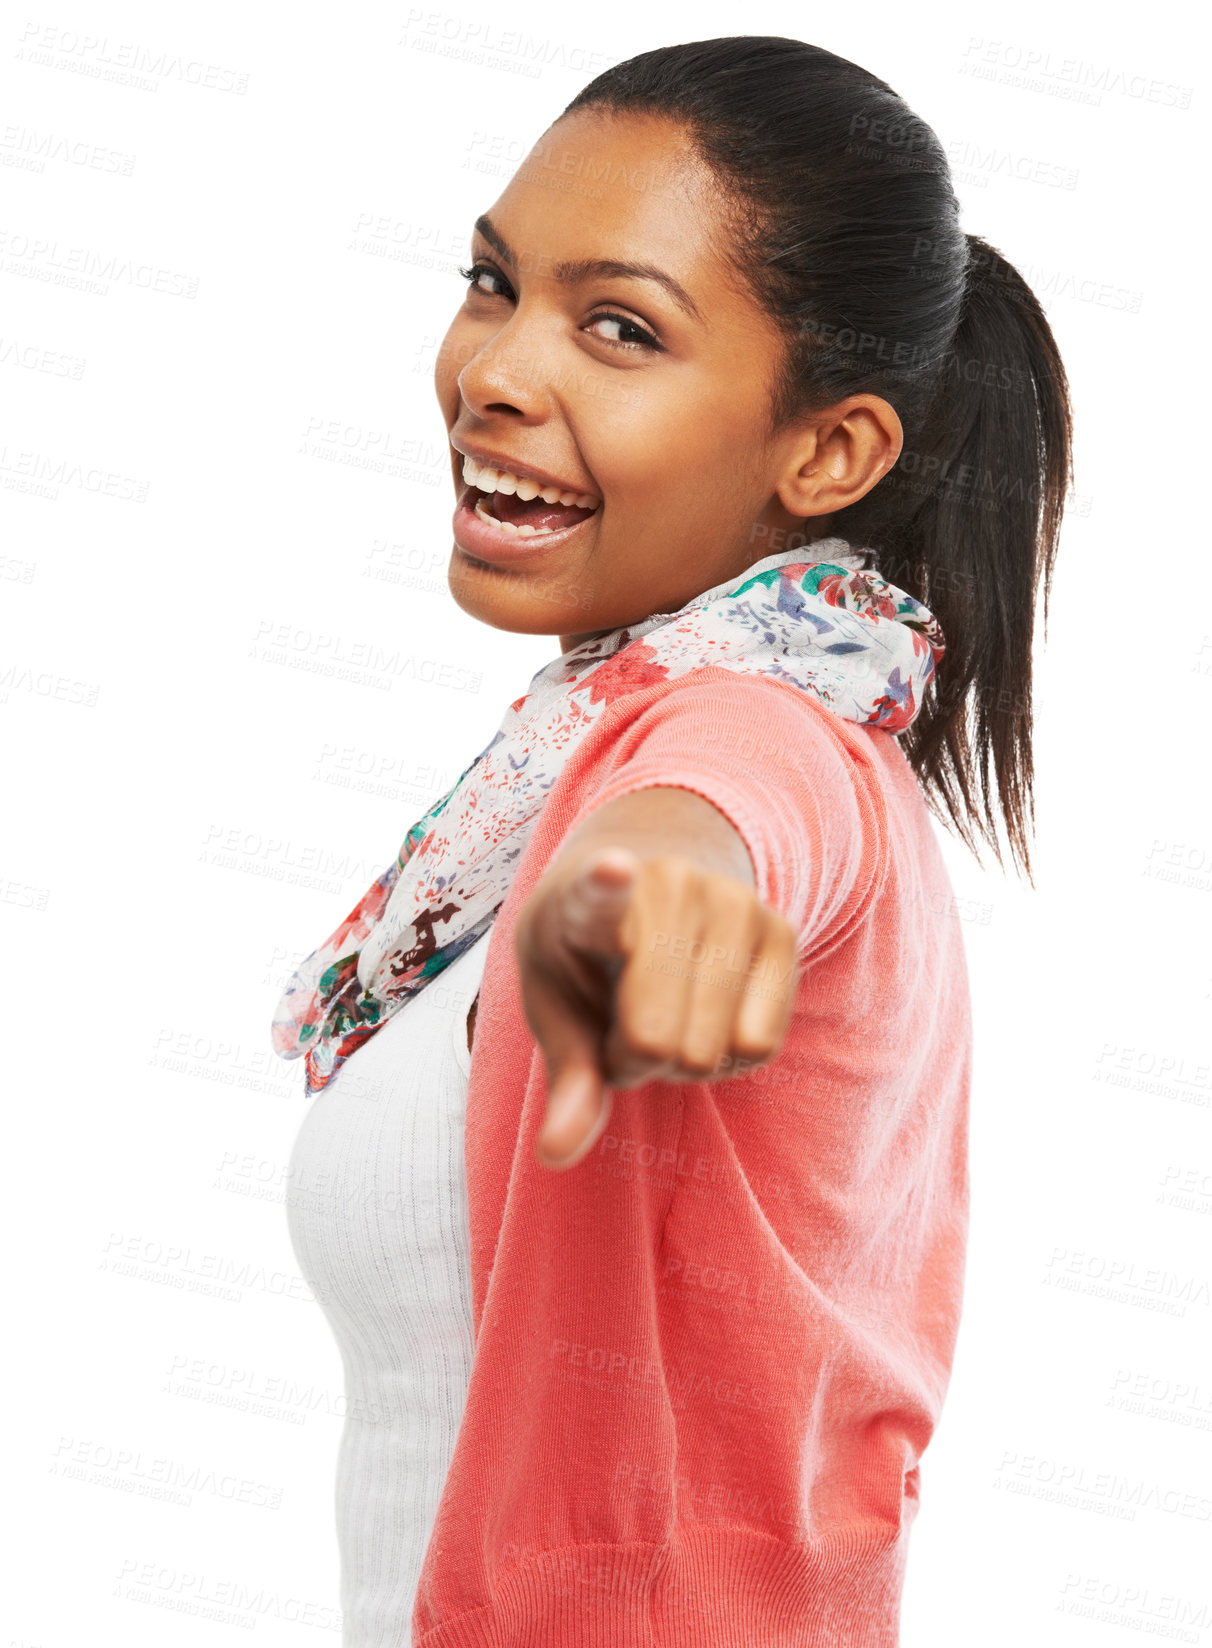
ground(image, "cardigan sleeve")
xmin=561 ymin=672 xmax=889 ymax=965
xmin=409 ymin=670 xmax=943 ymax=1647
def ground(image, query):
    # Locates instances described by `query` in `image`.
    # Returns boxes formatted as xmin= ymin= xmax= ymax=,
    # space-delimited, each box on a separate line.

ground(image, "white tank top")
xmin=285 ymin=925 xmax=491 ymax=1646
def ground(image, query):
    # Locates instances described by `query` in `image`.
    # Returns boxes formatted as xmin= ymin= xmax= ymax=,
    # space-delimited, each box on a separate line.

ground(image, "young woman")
xmin=274 ymin=36 xmax=1070 ymax=1647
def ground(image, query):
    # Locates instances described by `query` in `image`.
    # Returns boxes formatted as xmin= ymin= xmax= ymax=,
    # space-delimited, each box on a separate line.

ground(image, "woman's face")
xmin=435 ymin=108 xmax=892 ymax=653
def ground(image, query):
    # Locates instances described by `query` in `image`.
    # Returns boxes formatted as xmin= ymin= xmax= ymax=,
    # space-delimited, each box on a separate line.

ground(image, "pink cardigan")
xmin=412 ymin=665 xmax=972 ymax=1647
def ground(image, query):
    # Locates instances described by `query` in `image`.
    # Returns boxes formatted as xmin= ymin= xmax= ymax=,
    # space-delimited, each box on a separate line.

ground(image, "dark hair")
xmin=562 ymin=37 xmax=1072 ymax=885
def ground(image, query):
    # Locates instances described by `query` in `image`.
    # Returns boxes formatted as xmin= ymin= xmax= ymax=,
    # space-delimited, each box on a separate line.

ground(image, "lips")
xmin=451 ymin=480 xmax=599 ymax=566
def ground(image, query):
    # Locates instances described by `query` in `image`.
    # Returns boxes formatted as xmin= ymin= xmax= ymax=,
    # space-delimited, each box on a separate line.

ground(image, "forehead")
xmin=483 ymin=109 xmax=748 ymax=307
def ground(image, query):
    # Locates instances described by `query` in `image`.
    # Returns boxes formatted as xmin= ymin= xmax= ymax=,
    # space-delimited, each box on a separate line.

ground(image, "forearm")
xmin=547 ymin=785 xmax=757 ymax=893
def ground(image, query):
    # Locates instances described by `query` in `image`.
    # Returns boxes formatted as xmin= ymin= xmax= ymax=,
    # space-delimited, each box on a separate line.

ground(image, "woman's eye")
xmin=458 ymin=261 xmax=512 ymax=299
xmin=456 ymin=263 xmax=662 ymax=354
xmin=586 ymin=312 xmax=661 ymax=352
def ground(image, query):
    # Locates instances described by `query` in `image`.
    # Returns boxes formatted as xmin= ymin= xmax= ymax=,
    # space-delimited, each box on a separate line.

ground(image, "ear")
xmin=775 ymin=394 xmax=904 ymax=518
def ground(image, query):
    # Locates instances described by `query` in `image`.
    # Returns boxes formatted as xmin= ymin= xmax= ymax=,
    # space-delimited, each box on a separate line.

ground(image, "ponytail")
xmin=565 ymin=36 xmax=1075 ymax=884
xmin=842 ymin=234 xmax=1074 ymax=884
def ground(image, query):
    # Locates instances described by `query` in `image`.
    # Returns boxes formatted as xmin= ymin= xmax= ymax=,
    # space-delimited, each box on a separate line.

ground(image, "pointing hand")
xmin=514 ymin=843 xmax=798 ymax=1170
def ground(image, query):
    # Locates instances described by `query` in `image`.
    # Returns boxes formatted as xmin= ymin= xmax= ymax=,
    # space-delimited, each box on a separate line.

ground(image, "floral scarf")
xmin=271 ymin=538 xmax=945 ymax=1095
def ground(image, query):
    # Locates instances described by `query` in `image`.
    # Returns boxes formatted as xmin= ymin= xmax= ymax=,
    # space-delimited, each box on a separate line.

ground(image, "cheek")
xmin=594 ymin=434 xmax=744 ymax=534
xmin=590 ymin=384 xmax=751 ymax=507
xmin=580 ymin=409 xmax=694 ymax=518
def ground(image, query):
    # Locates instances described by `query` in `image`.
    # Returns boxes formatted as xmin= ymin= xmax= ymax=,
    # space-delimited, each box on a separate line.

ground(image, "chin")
xmin=446 ymin=556 xmax=576 ymax=637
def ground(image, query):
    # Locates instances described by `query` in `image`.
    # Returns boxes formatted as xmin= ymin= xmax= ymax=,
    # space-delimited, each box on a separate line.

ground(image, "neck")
xmin=557 ymin=534 xmax=854 ymax=659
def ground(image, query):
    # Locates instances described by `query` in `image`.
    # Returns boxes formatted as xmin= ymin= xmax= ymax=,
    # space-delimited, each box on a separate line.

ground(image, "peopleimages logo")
xmin=959 ymin=37 xmax=1193 ymax=110
xmin=0 ymin=228 xmax=199 ymax=297
xmin=15 ymin=24 xmax=250 ymax=93
xmin=50 ymin=1436 xmax=282 ymax=1509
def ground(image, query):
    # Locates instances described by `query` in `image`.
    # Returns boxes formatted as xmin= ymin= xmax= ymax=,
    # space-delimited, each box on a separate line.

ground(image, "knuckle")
xmin=733 ymin=1030 xmax=777 ymax=1061
xmin=623 ymin=1024 xmax=679 ymax=1064
xmin=706 ymin=871 xmax=755 ymax=921
xmin=679 ymin=1043 xmax=725 ymax=1077
xmin=649 ymin=854 xmax=698 ymax=895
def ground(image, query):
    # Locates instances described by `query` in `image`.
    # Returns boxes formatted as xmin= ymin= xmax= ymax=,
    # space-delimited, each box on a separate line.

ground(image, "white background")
xmin=3 ymin=1 xmax=1208 ymax=1643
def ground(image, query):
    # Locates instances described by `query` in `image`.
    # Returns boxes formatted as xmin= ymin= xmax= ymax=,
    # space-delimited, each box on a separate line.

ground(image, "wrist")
xmin=549 ymin=785 xmax=757 ymax=892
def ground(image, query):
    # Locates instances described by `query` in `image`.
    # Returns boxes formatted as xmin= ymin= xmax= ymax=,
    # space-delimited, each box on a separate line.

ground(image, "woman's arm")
xmin=411 ymin=677 xmax=893 ymax=1640
xmin=514 ymin=786 xmax=799 ymax=1171
xmin=543 ymin=783 xmax=758 ymax=888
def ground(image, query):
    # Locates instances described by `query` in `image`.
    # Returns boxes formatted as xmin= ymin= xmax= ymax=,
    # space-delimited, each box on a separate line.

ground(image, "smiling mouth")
xmin=460 ymin=453 xmax=600 ymax=538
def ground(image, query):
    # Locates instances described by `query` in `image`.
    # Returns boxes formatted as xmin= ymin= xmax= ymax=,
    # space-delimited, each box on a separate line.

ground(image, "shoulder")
xmin=561 ymin=666 xmax=892 ymax=962
xmin=577 ymin=663 xmax=872 ymax=763
xmin=574 ymin=665 xmax=889 ymax=820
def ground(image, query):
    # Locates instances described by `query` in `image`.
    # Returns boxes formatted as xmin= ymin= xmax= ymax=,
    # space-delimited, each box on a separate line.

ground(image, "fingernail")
xmin=581 ymin=870 xmax=622 ymax=897
xmin=539 ymin=1081 xmax=581 ymax=1154
xmin=585 ymin=849 xmax=634 ymax=885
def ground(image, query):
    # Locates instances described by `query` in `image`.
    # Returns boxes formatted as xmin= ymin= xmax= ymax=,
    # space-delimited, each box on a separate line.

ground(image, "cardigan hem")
xmin=413 ymin=1519 xmax=913 ymax=1647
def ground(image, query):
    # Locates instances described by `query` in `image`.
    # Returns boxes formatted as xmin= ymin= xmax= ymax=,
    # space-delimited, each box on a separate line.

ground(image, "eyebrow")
xmin=473 ymin=214 xmax=703 ymax=325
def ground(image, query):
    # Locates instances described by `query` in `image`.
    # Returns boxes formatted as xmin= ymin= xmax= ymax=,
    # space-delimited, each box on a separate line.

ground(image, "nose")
xmin=456 ymin=311 xmax=553 ymax=424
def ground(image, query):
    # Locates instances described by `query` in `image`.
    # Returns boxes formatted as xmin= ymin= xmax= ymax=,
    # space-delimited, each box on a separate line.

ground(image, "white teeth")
xmin=473 ymin=496 xmax=556 ymax=536
xmin=461 ymin=453 xmax=599 ymax=511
